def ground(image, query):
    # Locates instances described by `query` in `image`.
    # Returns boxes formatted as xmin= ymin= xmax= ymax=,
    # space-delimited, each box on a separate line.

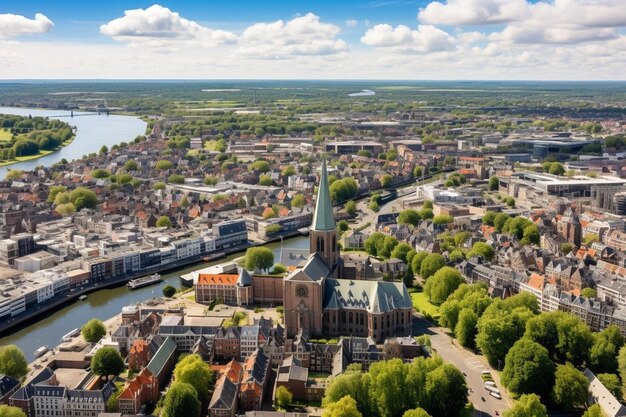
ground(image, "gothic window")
xmin=296 ymin=285 xmax=308 ymax=298
xmin=332 ymin=236 xmax=336 ymax=252
xmin=317 ymin=236 xmax=324 ymax=252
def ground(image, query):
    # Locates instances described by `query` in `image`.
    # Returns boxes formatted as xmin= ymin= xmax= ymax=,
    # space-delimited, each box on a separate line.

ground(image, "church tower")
xmin=310 ymin=158 xmax=340 ymax=272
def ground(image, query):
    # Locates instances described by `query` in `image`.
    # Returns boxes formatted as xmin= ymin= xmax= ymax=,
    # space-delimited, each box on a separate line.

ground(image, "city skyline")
xmin=1 ymin=0 xmax=626 ymax=80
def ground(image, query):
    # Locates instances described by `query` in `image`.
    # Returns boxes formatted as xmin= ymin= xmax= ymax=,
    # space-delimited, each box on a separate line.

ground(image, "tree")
xmin=432 ymin=215 xmax=453 ymax=225
xmin=402 ymin=409 xmax=430 ymax=417
xmin=419 ymin=253 xmax=445 ymax=279
xmin=482 ymin=211 xmax=497 ymax=225
xmin=552 ymin=363 xmax=589 ymax=408
xmin=155 ymin=160 xmax=174 ymax=170
xmin=162 ymin=285 xmax=176 ymax=298
xmin=0 ymin=405 xmax=27 ymax=417
xmin=423 ymin=267 xmax=463 ymax=305
xmin=345 ymin=200 xmax=357 ymax=216
xmin=381 ymin=175 xmax=392 ymax=188
xmin=156 ymin=216 xmax=172 ymax=228
xmin=501 ymin=338 xmax=555 ymax=399
xmin=161 ymin=382 xmax=200 ymax=417
xmin=521 ymin=224 xmax=540 ymax=245
xmin=91 ymin=347 xmax=125 ymax=379
xmin=391 ymin=243 xmax=412 ymax=263
xmin=494 ymin=213 xmax=510 ymax=232
xmin=244 ymin=247 xmax=274 ymax=272
xmin=424 ymin=363 xmax=468 ymax=417
xmin=619 ymin=345 xmax=626 ymax=390
xmin=174 ymin=354 xmax=213 ymax=404
xmin=82 ymin=319 xmax=106 ymax=343
xmin=503 ymin=394 xmax=547 ymax=417
xmin=47 ymin=185 xmax=67 ymax=203
xmin=590 ymin=325 xmax=624 ymax=374
xmin=597 ymin=373 xmax=622 ymax=401
xmin=259 ymin=174 xmax=273 ymax=186
xmin=413 ymin=166 xmax=423 ymax=178
xmin=439 ymin=284 xmax=492 ymax=331
xmin=411 ymin=252 xmax=429 ymax=277
xmin=488 ymin=176 xmax=499 ymax=191
xmin=582 ymin=404 xmax=605 ymax=417
xmin=338 ymin=220 xmax=350 ymax=232
xmin=455 ymin=309 xmax=479 ymax=348
xmin=466 ymin=242 xmax=494 ymax=261
xmin=153 ymin=182 xmax=166 ymax=190
xmin=549 ymin=162 xmax=566 ymax=176
xmin=92 ymin=169 xmax=111 ymax=178
xmin=476 ymin=298 xmax=536 ymax=367
xmin=281 ymin=165 xmax=296 ymax=177
xmin=323 ymin=395 xmax=362 ymax=417
xmin=398 ymin=209 xmax=421 ymax=227
xmin=56 ymin=203 xmax=76 ymax=216
xmin=579 ymin=286 xmax=597 ymax=300
xmin=117 ymin=173 xmax=133 ymax=185
xmin=168 ymin=174 xmax=185 ymax=184
xmin=357 ymin=149 xmax=372 ymax=158
xmin=99 ymin=145 xmax=108 ymax=155
xmin=276 ymin=386 xmax=293 ymax=409
xmin=124 ymin=160 xmax=138 ymax=171
xmin=291 ymin=194 xmax=305 ymax=208
xmin=250 ymin=160 xmax=271 ymax=173
xmin=0 ymin=345 xmax=28 ymax=379
xmin=68 ymin=187 xmax=98 ymax=210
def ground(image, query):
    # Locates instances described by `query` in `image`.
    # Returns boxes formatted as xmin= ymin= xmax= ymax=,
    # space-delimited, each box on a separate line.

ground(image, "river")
xmin=0 ymin=236 xmax=308 ymax=357
xmin=0 ymin=107 xmax=147 ymax=178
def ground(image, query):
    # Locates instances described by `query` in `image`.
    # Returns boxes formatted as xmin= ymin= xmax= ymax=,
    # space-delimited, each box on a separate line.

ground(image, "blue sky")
xmin=0 ymin=1 xmax=625 ymax=79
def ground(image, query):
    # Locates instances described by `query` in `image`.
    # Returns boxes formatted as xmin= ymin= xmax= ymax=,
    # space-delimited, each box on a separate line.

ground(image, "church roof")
xmin=323 ymin=279 xmax=412 ymax=313
xmin=237 ymin=269 xmax=253 ymax=287
xmin=311 ymin=158 xmax=336 ymax=231
xmin=285 ymin=252 xmax=331 ymax=282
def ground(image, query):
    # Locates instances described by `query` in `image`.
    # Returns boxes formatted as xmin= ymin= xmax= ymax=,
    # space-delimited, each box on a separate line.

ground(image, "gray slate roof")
xmin=323 ymin=279 xmax=412 ymax=313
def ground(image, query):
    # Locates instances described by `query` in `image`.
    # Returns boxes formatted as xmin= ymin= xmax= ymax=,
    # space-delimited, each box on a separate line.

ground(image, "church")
xmin=283 ymin=159 xmax=413 ymax=342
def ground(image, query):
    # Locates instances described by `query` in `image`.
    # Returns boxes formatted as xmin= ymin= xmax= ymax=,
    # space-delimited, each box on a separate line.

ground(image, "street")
xmin=412 ymin=314 xmax=512 ymax=417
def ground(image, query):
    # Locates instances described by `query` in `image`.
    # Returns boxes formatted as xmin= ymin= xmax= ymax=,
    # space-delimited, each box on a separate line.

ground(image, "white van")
xmin=489 ymin=391 xmax=502 ymax=399
xmin=485 ymin=386 xmax=500 ymax=394
xmin=485 ymin=381 xmax=497 ymax=388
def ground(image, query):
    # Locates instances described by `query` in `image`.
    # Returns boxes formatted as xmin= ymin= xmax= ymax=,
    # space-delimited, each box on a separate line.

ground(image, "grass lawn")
xmin=0 ymin=149 xmax=56 ymax=167
xmin=204 ymin=140 xmax=219 ymax=151
xmin=410 ymin=291 xmax=441 ymax=321
xmin=0 ymin=129 xmax=12 ymax=141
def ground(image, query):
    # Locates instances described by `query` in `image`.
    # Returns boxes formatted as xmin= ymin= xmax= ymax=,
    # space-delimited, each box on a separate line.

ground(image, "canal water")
xmin=0 ymin=236 xmax=309 ymax=357
xmin=0 ymin=107 xmax=147 ymax=177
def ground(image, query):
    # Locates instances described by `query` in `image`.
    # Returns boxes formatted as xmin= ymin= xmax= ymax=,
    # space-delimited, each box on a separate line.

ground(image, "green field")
xmin=411 ymin=291 xmax=441 ymax=321
xmin=0 ymin=129 xmax=12 ymax=141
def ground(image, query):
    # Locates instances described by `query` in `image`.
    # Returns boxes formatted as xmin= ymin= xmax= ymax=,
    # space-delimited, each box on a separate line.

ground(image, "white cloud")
xmin=418 ymin=0 xmax=527 ymax=25
xmin=0 ymin=13 xmax=53 ymax=38
xmin=419 ymin=0 xmax=626 ymax=45
xmin=238 ymin=13 xmax=348 ymax=59
xmin=100 ymin=4 xmax=237 ymax=46
xmin=345 ymin=19 xmax=358 ymax=27
xmin=361 ymin=24 xmax=456 ymax=52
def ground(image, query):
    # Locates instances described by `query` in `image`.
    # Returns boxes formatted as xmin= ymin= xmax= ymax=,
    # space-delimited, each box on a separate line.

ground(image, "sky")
xmin=1 ymin=0 xmax=626 ymax=80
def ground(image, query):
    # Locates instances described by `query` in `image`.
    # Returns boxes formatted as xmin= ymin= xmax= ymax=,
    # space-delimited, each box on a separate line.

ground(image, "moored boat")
xmin=127 ymin=273 xmax=162 ymax=290
xmin=34 ymin=346 xmax=49 ymax=358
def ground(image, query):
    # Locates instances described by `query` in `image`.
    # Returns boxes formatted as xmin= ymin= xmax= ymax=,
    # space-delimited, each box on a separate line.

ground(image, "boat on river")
xmin=61 ymin=328 xmax=81 ymax=343
xmin=78 ymin=295 xmax=87 ymax=301
xmin=127 ymin=274 xmax=162 ymax=290
xmin=34 ymin=346 xmax=49 ymax=358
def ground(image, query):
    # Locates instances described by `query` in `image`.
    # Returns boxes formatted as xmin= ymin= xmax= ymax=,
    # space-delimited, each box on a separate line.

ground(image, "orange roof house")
xmin=197 ymin=274 xmax=239 ymax=286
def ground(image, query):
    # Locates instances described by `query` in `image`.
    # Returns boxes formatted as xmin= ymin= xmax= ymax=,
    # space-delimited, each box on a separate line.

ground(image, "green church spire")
xmin=311 ymin=158 xmax=336 ymax=231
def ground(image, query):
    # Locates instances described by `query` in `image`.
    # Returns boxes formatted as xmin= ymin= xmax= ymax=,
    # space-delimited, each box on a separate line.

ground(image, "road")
xmin=412 ymin=314 xmax=512 ymax=417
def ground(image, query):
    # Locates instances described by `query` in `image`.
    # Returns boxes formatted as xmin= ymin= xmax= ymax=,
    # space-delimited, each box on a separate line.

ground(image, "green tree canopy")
xmin=91 ymin=347 xmax=125 ymax=379
xmin=582 ymin=404 xmax=605 ymax=417
xmin=398 ymin=209 xmax=421 ymax=227
xmin=68 ymin=187 xmax=99 ymax=210
xmin=423 ymin=267 xmax=463 ymax=305
xmin=162 ymin=285 xmax=176 ymax=298
xmin=419 ymin=253 xmax=445 ymax=279
xmin=124 ymin=160 xmax=138 ymax=171
xmin=590 ymin=325 xmax=624 ymax=374
xmin=345 ymin=200 xmax=357 ymax=216
xmin=82 ymin=319 xmax=106 ymax=343
xmin=391 ymin=243 xmax=413 ymax=263
xmin=155 ymin=159 xmax=174 ymax=170
xmin=0 ymin=405 xmax=27 ymax=417
xmin=402 ymin=409 xmax=430 ymax=417
xmin=244 ymin=247 xmax=274 ymax=272
xmin=291 ymin=194 xmax=305 ymax=208
xmin=482 ymin=211 xmax=497 ymax=226
xmin=410 ymin=252 xmax=429 ymax=277
xmin=552 ymin=363 xmax=589 ymax=408
xmin=276 ymin=386 xmax=294 ymax=409
xmin=0 ymin=345 xmax=28 ymax=379
xmin=503 ymin=394 xmax=547 ymax=417
xmin=173 ymin=354 xmax=213 ymax=404
xmin=549 ymin=162 xmax=566 ymax=176
xmin=488 ymin=176 xmax=499 ymax=191
xmin=501 ymin=338 xmax=555 ymax=399
xmin=161 ymin=382 xmax=200 ymax=417
xmin=156 ymin=216 xmax=172 ymax=228
xmin=597 ymin=373 xmax=622 ymax=401
xmin=455 ymin=309 xmax=479 ymax=349
xmin=250 ymin=160 xmax=271 ymax=173
xmin=380 ymin=174 xmax=392 ymax=188
xmin=466 ymin=242 xmax=494 ymax=261
xmin=432 ymin=214 xmax=453 ymax=225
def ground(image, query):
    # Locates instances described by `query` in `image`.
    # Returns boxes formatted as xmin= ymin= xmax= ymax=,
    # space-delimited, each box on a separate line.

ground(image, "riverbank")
xmin=0 ymin=136 xmax=75 ymax=168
